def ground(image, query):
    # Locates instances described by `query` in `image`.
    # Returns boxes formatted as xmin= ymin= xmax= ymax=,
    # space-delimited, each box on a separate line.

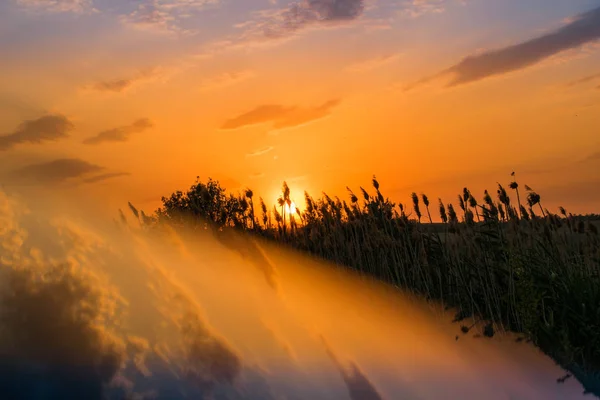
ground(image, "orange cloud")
xmin=83 ymin=118 xmax=153 ymax=145
xmin=246 ymin=146 xmax=275 ymax=157
xmin=221 ymin=99 xmax=341 ymax=131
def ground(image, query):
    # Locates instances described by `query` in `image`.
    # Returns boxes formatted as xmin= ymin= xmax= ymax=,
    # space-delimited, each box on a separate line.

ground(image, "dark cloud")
xmin=11 ymin=158 xmax=104 ymax=184
xmin=0 ymin=262 xmax=126 ymax=400
xmin=179 ymin=312 xmax=242 ymax=393
xmin=221 ymin=99 xmax=341 ymax=130
xmin=6 ymin=158 xmax=128 ymax=186
xmin=146 ymin=271 xmax=243 ymax=397
xmin=0 ymin=114 xmax=74 ymax=151
xmin=83 ymin=118 xmax=153 ymax=145
xmin=242 ymin=0 xmax=364 ymax=41
xmin=437 ymin=6 xmax=600 ymax=86
xmin=308 ymin=0 xmax=364 ymax=21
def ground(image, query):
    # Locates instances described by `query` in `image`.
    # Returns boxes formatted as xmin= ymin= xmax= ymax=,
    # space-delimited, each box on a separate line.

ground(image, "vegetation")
xmin=133 ymin=174 xmax=600 ymax=395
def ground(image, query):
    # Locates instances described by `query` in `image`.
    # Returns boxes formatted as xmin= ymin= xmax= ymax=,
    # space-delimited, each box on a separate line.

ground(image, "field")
xmin=140 ymin=175 xmax=600 ymax=396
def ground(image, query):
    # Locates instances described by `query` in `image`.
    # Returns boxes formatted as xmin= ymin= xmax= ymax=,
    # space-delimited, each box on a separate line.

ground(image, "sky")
xmin=1 ymin=0 xmax=600 ymax=215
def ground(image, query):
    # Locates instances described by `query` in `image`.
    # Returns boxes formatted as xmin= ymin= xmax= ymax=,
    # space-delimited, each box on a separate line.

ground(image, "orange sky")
xmin=1 ymin=0 xmax=599 ymax=215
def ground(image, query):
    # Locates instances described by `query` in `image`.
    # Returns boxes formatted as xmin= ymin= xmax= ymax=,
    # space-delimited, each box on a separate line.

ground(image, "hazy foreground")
xmin=0 ymin=188 xmax=590 ymax=399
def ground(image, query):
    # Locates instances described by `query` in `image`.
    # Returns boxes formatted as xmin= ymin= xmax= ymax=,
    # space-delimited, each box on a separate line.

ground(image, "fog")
xmin=0 ymin=187 xmax=589 ymax=399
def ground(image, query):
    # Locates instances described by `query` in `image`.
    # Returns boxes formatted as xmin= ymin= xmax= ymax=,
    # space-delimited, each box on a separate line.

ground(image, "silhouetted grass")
xmin=141 ymin=174 xmax=600 ymax=396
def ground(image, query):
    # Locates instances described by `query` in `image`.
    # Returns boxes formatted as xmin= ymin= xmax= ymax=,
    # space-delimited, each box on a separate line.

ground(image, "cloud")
xmin=221 ymin=105 xmax=292 ymax=130
xmin=219 ymin=0 xmax=365 ymax=50
xmin=84 ymin=66 xmax=181 ymax=94
xmin=249 ymin=172 xmax=265 ymax=179
xmin=221 ymin=99 xmax=341 ymax=130
xmin=246 ymin=146 xmax=274 ymax=157
xmin=344 ymin=53 xmax=401 ymax=73
xmin=15 ymin=0 xmax=94 ymax=14
xmin=567 ymin=72 xmax=600 ymax=87
xmin=93 ymin=79 xmax=132 ymax=93
xmin=179 ymin=312 xmax=242 ymax=393
xmin=397 ymin=0 xmax=447 ymax=19
xmin=0 ymin=262 xmax=126 ymax=400
xmin=145 ymin=267 xmax=243 ymax=396
xmin=0 ymin=114 xmax=74 ymax=151
xmin=431 ymin=5 xmax=600 ymax=87
xmin=83 ymin=118 xmax=153 ymax=145
xmin=582 ymin=151 xmax=600 ymax=163
xmin=272 ymin=99 xmax=341 ymax=129
xmin=10 ymin=158 xmax=103 ymax=184
xmin=120 ymin=0 xmax=220 ymax=34
xmin=199 ymin=70 xmax=256 ymax=92
xmin=82 ymin=172 xmax=131 ymax=184
xmin=6 ymin=158 xmax=128 ymax=186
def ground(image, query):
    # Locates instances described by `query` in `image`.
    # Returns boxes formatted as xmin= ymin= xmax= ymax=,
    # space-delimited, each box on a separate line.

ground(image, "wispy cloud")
xmin=221 ymin=99 xmax=341 ymax=131
xmin=344 ymin=53 xmax=401 ymax=73
xmin=244 ymin=0 xmax=364 ymax=39
xmin=246 ymin=146 xmax=274 ymax=157
xmin=0 ymin=114 xmax=74 ymax=151
xmin=397 ymin=0 xmax=448 ymax=19
xmin=82 ymin=172 xmax=131 ymax=184
xmin=83 ymin=118 xmax=153 ymax=145
xmin=433 ymin=5 xmax=600 ymax=87
xmin=85 ymin=68 xmax=168 ymax=94
xmin=15 ymin=0 xmax=95 ymax=14
xmin=567 ymin=72 xmax=600 ymax=87
xmin=285 ymin=175 xmax=307 ymax=183
xmin=120 ymin=0 xmax=220 ymax=34
xmin=249 ymin=172 xmax=265 ymax=179
xmin=199 ymin=70 xmax=256 ymax=91
xmin=196 ymin=0 xmax=366 ymax=56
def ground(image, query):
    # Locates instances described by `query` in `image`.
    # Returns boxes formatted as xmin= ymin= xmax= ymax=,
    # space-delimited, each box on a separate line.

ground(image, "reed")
xmin=146 ymin=175 xmax=600 ymax=395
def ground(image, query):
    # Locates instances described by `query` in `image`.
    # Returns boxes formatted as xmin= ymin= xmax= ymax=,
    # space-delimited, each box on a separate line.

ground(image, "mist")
xmin=0 ymin=186 xmax=589 ymax=399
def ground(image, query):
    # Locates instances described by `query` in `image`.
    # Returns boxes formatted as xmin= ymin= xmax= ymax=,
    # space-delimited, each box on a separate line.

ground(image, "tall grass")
xmin=140 ymin=175 xmax=600 ymax=395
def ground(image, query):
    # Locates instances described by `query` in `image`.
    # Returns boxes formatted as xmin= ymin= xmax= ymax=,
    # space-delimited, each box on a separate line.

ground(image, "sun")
xmin=285 ymin=201 xmax=297 ymax=216
xmin=271 ymin=182 xmax=306 ymax=216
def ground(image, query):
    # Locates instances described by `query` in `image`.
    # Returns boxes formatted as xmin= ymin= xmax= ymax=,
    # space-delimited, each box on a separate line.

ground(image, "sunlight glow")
xmin=285 ymin=201 xmax=297 ymax=216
